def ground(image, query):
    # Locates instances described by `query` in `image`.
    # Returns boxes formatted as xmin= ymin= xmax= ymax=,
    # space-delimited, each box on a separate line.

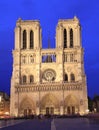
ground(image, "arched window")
xmin=22 ymin=55 xmax=26 ymax=64
xmin=64 ymin=54 xmax=67 ymax=62
xmin=70 ymin=54 xmax=73 ymax=62
xmin=23 ymin=30 xmax=27 ymax=49
xmin=30 ymin=75 xmax=34 ymax=83
xmin=30 ymin=30 xmax=34 ymax=49
xmin=30 ymin=55 xmax=34 ymax=63
xmin=64 ymin=29 xmax=67 ymax=48
xmin=70 ymin=29 xmax=73 ymax=48
xmin=70 ymin=73 xmax=75 ymax=82
xmin=22 ymin=75 xmax=27 ymax=84
xmin=64 ymin=73 xmax=68 ymax=82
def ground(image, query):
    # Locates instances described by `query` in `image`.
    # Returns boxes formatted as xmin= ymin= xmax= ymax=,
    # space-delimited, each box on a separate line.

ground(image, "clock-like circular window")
xmin=43 ymin=69 xmax=56 ymax=81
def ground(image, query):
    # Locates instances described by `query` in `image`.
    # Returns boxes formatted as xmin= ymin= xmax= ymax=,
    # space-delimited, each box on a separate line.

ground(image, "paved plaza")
xmin=0 ymin=118 xmax=99 ymax=130
xmin=53 ymin=118 xmax=99 ymax=130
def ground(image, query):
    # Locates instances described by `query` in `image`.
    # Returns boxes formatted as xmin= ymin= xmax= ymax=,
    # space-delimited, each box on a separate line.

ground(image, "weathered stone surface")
xmin=10 ymin=17 xmax=88 ymax=117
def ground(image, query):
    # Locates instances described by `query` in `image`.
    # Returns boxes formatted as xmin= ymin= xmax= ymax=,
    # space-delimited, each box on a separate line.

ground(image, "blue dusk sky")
xmin=0 ymin=0 xmax=99 ymax=98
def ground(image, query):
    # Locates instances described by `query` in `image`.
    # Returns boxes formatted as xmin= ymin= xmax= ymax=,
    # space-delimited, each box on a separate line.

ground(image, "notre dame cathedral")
xmin=10 ymin=16 xmax=88 ymax=117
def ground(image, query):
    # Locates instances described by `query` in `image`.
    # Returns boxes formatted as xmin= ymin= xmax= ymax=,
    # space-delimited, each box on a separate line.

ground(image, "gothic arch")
xmin=29 ymin=54 xmax=35 ymax=63
xmin=70 ymin=73 xmax=75 ymax=82
xmin=64 ymin=73 xmax=68 ymax=82
xmin=19 ymin=96 xmax=35 ymax=116
xmin=64 ymin=95 xmax=79 ymax=106
xmin=64 ymin=29 xmax=67 ymax=48
xmin=70 ymin=28 xmax=73 ymax=48
xmin=21 ymin=54 xmax=27 ymax=64
xmin=29 ymin=75 xmax=34 ymax=83
xmin=21 ymin=75 xmax=27 ymax=84
xmin=40 ymin=93 xmax=59 ymax=108
xmin=30 ymin=30 xmax=34 ymax=49
xmin=23 ymin=30 xmax=27 ymax=49
xmin=64 ymin=95 xmax=79 ymax=114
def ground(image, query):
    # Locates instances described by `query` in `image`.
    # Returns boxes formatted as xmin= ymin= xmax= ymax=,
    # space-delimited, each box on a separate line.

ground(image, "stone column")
xmin=60 ymin=26 xmax=63 ymax=48
xmin=56 ymin=27 xmax=59 ymax=48
xmin=15 ymin=26 xmax=21 ymax=49
xmin=56 ymin=25 xmax=63 ymax=48
xmin=67 ymin=27 xmax=70 ymax=48
xmin=20 ymin=29 xmax=23 ymax=49
xmin=27 ymin=29 xmax=30 ymax=49
xmin=36 ymin=107 xmax=40 ymax=115
xmin=37 ymin=26 xmax=40 ymax=49
xmin=60 ymin=106 xmax=64 ymax=115
xmin=74 ymin=27 xmax=77 ymax=47
xmin=34 ymin=25 xmax=40 ymax=49
xmin=77 ymin=25 xmax=81 ymax=47
xmin=40 ymin=28 xmax=42 ymax=49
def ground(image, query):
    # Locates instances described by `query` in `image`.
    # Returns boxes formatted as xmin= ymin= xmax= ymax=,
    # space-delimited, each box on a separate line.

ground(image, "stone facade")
xmin=10 ymin=16 xmax=88 ymax=117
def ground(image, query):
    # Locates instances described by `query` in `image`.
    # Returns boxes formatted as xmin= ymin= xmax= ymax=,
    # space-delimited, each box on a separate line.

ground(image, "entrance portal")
xmin=46 ymin=107 xmax=54 ymax=115
xmin=67 ymin=106 xmax=75 ymax=114
xmin=65 ymin=95 xmax=79 ymax=115
xmin=40 ymin=93 xmax=59 ymax=115
xmin=24 ymin=108 xmax=32 ymax=116
xmin=19 ymin=97 xmax=35 ymax=116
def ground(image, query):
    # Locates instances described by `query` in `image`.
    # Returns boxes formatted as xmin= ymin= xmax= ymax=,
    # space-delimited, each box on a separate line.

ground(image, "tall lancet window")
xmin=70 ymin=29 xmax=73 ymax=48
xmin=64 ymin=29 xmax=67 ymax=48
xmin=23 ymin=30 xmax=27 ymax=49
xmin=30 ymin=75 xmax=34 ymax=83
xmin=70 ymin=73 xmax=75 ymax=82
xmin=64 ymin=73 xmax=68 ymax=82
xmin=22 ymin=75 xmax=27 ymax=84
xmin=30 ymin=30 xmax=34 ymax=49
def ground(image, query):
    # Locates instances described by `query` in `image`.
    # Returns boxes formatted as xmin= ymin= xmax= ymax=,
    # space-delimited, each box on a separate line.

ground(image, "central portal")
xmin=67 ymin=106 xmax=75 ymax=114
xmin=46 ymin=107 xmax=54 ymax=115
xmin=24 ymin=109 xmax=32 ymax=116
xmin=40 ymin=93 xmax=59 ymax=115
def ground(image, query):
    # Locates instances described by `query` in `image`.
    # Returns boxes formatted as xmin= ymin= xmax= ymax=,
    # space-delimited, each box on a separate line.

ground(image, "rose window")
xmin=43 ymin=69 xmax=56 ymax=81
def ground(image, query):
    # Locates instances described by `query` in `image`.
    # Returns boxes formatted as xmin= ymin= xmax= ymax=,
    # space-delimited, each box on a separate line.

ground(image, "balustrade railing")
xmin=15 ymin=81 xmax=83 ymax=93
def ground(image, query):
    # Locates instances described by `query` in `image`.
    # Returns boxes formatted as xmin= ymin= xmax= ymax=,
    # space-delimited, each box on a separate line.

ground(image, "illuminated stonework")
xmin=10 ymin=16 xmax=88 ymax=116
xmin=43 ymin=69 xmax=56 ymax=81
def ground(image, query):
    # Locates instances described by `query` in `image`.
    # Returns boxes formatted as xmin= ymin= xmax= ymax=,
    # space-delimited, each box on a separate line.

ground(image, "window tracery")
xmin=30 ymin=30 xmax=34 ymax=49
xmin=70 ymin=29 xmax=73 ymax=48
xmin=22 ymin=75 xmax=27 ymax=84
xmin=30 ymin=75 xmax=34 ymax=83
xmin=23 ymin=30 xmax=27 ymax=49
xmin=70 ymin=73 xmax=75 ymax=82
xmin=64 ymin=29 xmax=67 ymax=48
xmin=42 ymin=69 xmax=56 ymax=82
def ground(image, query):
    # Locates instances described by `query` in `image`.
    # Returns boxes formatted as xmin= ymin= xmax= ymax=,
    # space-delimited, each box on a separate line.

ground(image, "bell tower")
xmin=10 ymin=18 xmax=42 ymax=116
xmin=56 ymin=16 xmax=81 ymax=49
xmin=15 ymin=18 xmax=42 ymax=50
xmin=55 ymin=16 xmax=88 ymax=113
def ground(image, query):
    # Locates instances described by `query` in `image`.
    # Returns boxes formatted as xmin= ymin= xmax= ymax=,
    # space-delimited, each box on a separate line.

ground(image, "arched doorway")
xmin=19 ymin=97 xmax=35 ymax=116
xmin=40 ymin=93 xmax=59 ymax=115
xmin=64 ymin=95 xmax=79 ymax=115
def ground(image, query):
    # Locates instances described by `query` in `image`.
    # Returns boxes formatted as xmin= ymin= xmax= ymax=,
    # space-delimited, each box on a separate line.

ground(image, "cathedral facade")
xmin=10 ymin=17 xmax=88 ymax=117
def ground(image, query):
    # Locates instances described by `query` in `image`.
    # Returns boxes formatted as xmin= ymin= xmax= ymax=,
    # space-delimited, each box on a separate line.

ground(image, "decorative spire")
xmin=17 ymin=18 xmax=22 ymax=22
xmin=74 ymin=15 xmax=79 ymax=21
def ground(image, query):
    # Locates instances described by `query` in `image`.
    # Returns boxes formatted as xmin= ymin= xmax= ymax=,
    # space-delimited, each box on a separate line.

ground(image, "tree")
xmin=88 ymin=96 xmax=93 ymax=112
xmin=93 ymin=95 xmax=99 ymax=112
